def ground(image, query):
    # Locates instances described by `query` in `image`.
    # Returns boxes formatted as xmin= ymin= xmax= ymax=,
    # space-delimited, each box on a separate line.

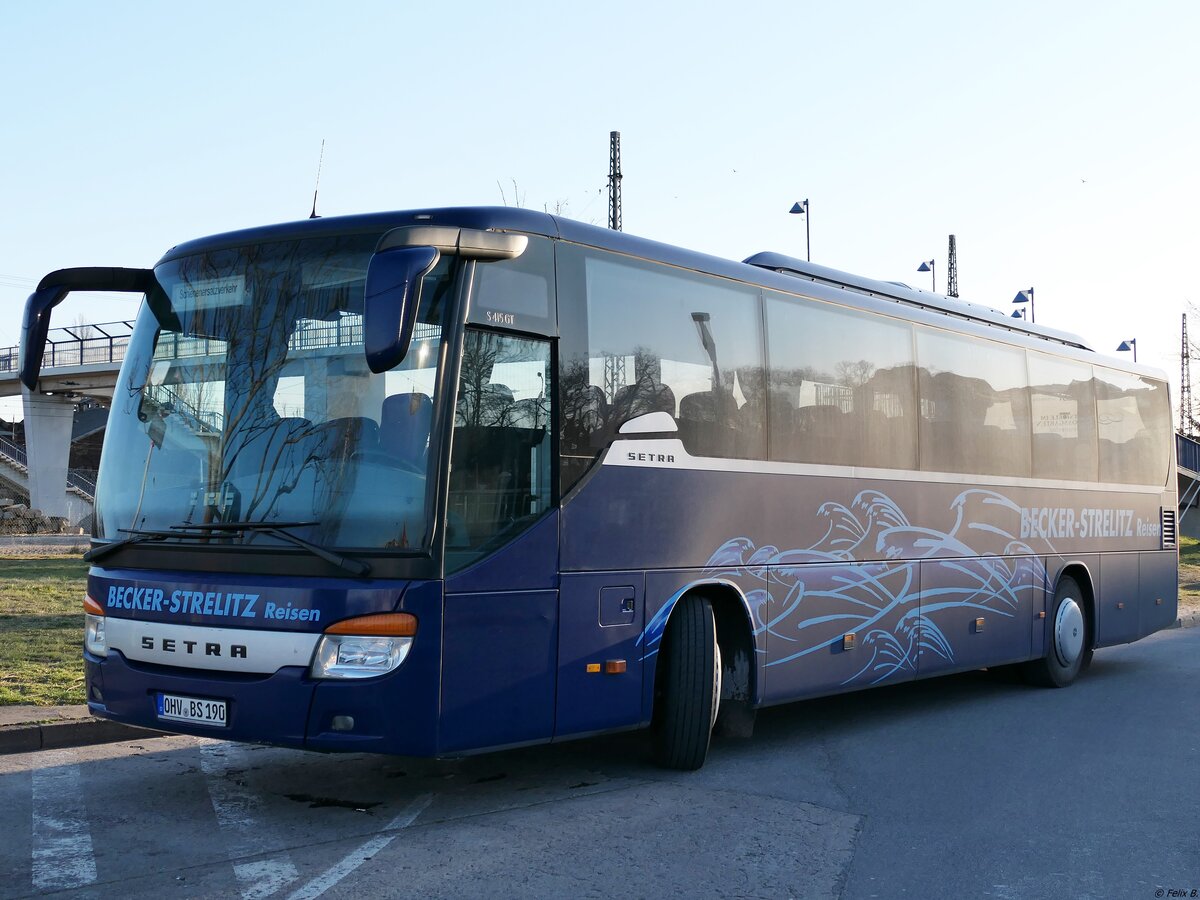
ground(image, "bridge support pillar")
xmin=22 ymin=387 xmax=75 ymax=519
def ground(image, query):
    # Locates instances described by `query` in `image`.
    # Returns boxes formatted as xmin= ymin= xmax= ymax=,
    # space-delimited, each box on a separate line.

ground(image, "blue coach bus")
xmin=20 ymin=208 xmax=1177 ymax=769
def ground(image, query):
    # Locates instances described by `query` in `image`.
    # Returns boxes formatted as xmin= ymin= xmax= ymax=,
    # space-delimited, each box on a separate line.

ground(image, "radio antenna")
xmin=309 ymin=139 xmax=325 ymax=219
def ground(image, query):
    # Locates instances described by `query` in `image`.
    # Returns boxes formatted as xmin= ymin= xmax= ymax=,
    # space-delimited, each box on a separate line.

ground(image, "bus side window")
xmin=766 ymin=292 xmax=917 ymax=470
xmin=1030 ymin=353 xmax=1097 ymax=481
xmin=915 ymin=328 xmax=1031 ymax=478
xmin=558 ymin=244 xmax=766 ymax=473
xmin=1094 ymin=366 xmax=1170 ymax=485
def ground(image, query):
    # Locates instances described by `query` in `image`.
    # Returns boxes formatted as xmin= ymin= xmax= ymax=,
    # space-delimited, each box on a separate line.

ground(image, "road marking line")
xmin=285 ymin=793 xmax=434 ymax=900
xmin=31 ymin=755 xmax=98 ymax=891
xmin=234 ymin=858 xmax=302 ymax=900
xmin=201 ymin=743 xmax=299 ymax=899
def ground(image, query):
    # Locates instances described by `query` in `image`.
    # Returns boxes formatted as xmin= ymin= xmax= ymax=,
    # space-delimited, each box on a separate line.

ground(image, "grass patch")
xmin=1180 ymin=537 xmax=1200 ymax=608
xmin=0 ymin=557 xmax=89 ymax=706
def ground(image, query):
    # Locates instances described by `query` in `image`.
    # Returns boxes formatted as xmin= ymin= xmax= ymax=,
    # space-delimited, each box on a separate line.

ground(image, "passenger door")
xmin=440 ymin=330 xmax=560 ymax=753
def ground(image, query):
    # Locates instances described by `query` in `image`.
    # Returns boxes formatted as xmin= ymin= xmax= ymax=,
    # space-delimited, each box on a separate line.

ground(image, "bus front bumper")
xmin=85 ymin=650 xmax=439 ymax=756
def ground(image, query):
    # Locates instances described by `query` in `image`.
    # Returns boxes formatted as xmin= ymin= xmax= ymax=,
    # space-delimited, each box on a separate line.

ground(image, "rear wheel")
xmin=1022 ymin=576 xmax=1092 ymax=687
xmin=653 ymin=595 xmax=720 ymax=770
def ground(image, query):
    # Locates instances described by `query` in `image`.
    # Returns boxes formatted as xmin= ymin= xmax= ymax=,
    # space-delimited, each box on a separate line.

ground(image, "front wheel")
xmin=652 ymin=595 xmax=720 ymax=770
xmin=1022 ymin=576 xmax=1092 ymax=687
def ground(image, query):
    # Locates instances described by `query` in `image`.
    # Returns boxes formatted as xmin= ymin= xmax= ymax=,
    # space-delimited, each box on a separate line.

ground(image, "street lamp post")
xmin=789 ymin=199 xmax=810 ymax=261
xmin=1013 ymin=287 xmax=1035 ymax=323
xmin=917 ymin=259 xmax=935 ymax=292
xmin=1117 ymin=339 xmax=1138 ymax=363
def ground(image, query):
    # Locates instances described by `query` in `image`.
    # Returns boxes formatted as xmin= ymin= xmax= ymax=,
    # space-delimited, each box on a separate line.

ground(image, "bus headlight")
xmin=310 ymin=613 xmax=417 ymax=680
xmin=84 ymin=595 xmax=108 ymax=657
xmin=312 ymin=635 xmax=412 ymax=678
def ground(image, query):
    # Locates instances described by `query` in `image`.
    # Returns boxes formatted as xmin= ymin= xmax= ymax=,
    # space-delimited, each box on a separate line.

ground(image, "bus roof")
xmin=742 ymin=251 xmax=1093 ymax=352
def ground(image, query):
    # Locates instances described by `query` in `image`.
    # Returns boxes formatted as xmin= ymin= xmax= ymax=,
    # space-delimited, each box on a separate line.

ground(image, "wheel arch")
xmin=649 ymin=579 xmax=760 ymax=709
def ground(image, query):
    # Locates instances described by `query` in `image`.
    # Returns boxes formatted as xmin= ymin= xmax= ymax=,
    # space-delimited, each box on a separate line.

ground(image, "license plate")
xmin=156 ymin=693 xmax=227 ymax=727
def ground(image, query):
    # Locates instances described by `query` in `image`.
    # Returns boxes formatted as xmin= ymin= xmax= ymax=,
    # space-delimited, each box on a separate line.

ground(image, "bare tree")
xmin=71 ymin=313 xmax=97 ymax=340
xmin=496 ymin=179 xmax=526 ymax=208
xmin=496 ymin=178 xmax=573 ymax=215
xmin=456 ymin=331 xmax=523 ymax=428
xmin=835 ymin=359 xmax=876 ymax=388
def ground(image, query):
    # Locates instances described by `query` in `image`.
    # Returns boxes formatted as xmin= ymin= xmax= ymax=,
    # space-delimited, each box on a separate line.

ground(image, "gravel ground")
xmin=0 ymin=535 xmax=90 ymax=558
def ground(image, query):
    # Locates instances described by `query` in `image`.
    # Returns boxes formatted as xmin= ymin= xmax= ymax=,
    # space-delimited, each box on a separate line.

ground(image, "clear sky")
xmin=3 ymin=0 xmax=1197 ymax=421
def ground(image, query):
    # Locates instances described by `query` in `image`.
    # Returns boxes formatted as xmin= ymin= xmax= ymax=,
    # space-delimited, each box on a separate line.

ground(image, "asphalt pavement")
xmin=3 ymin=625 xmax=1199 ymax=898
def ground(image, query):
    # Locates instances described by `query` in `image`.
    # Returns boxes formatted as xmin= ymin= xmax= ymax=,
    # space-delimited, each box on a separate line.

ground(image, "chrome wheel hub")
xmin=1054 ymin=598 xmax=1084 ymax=667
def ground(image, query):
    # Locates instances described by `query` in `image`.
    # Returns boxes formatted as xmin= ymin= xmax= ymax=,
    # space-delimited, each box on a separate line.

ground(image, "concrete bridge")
xmin=0 ymin=321 xmax=131 ymax=521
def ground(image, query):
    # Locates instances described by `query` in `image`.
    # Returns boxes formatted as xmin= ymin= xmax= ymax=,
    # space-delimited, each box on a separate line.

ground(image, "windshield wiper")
xmin=82 ymin=528 xmax=188 ymax=563
xmin=85 ymin=523 xmax=372 ymax=576
xmin=83 ymin=528 xmax=159 ymax=564
xmin=170 ymin=522 xmax=372 ymax=577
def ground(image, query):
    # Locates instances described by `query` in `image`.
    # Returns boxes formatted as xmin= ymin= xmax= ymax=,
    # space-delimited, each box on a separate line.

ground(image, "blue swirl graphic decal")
xmin=647 ymin=488 xmax=1050 ymax=689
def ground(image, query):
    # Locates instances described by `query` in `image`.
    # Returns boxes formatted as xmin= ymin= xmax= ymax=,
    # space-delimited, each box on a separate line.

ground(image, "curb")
xmin=0 ymin=717 xmax=165 ymax=756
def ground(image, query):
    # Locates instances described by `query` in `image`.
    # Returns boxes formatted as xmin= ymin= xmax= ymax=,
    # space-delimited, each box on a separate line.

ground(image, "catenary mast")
xmin=1182 ymin=313 xmax=1195 ymax=434
xmin=947 ymin=234 xmax=959 ymax=298
xmin=608 ymin=131 xmax=622 ymax=232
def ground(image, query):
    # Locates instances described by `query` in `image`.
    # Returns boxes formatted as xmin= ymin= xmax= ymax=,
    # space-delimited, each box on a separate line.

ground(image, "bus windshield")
xmin=95 ymin=232 xmax=455 ymax=552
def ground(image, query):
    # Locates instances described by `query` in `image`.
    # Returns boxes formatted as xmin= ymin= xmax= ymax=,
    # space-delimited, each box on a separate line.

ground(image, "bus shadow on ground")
xmin=488 ymin=648 xmax=1154 ymax=777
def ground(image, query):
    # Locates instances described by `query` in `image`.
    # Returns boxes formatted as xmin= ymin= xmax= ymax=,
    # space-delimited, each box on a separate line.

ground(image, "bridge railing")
xmin=66 ymin=470 xmax=96 ymax=501
xmin=1178 ymin=432 xmax=1200 ymax=476
xmin=0 ymin=434 xmax=27 ymax=468
xmin=0 ymin=320 xmax=137 ymax=375
xmin=2 ymin=313 xmax=388 ymax=377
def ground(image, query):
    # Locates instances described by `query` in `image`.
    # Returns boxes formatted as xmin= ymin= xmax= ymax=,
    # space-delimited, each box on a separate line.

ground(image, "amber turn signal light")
xmin=325 ymin=613 xmax=417 ymax=637
xmin=84 ymin=595 xmax=104 ymax=616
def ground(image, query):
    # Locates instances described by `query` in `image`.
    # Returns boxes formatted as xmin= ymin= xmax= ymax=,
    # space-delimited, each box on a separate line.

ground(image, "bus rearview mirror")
xmin=363 ymin=245 xmax=440 ymax=373
xmin=19 ymin=284 xmax=71 ymax=389
xmin=19 ymin=267 xmax=156 ymax=390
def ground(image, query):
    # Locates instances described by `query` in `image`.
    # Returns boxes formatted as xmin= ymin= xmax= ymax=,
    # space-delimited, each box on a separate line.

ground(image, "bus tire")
xmin=653 ymin=595 xmax=719 ymax=771
xmin=1022 ymin=576 xmax=1092 ymax=688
